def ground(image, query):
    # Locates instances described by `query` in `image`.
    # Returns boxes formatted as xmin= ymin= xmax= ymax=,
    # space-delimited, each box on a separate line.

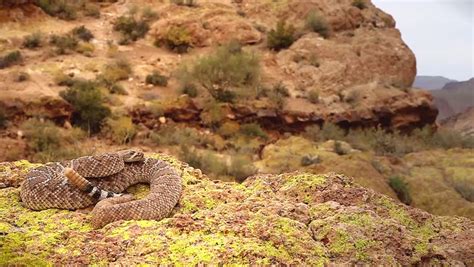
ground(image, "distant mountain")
xmin=413 ymin=76 xmax=457 ymax=90
xmin=430 ymin=78 xmax=474 ymax=120
xmin=440 ymin=107 xmax=474 ymax=136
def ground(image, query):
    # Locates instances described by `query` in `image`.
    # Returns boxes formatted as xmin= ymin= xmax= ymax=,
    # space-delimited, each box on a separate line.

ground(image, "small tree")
xmin=60 ymin=80 xmax=111 ymax=133
xmin=267 ymin=20 xmax=296 ymax=51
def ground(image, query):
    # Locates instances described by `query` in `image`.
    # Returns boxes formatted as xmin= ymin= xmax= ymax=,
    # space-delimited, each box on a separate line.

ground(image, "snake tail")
xmin=64 ymin=168 xmax=122 ymax=200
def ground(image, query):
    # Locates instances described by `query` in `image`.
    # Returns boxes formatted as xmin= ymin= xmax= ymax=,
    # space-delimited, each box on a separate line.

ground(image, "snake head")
xmin=117 ymin=149 xmax=145 ymax=162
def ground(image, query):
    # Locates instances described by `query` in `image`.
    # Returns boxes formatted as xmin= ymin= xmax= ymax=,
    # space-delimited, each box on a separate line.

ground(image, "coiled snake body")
xmin=20 ymin=150 xmax=182 ymax=228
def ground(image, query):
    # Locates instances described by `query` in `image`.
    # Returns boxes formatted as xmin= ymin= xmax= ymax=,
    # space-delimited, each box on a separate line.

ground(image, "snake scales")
xmin=20 ymin=149 xmax=182 ymax=228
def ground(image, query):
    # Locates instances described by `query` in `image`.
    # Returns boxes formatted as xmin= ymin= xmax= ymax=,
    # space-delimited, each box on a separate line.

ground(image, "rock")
xmin=151 ymin=2 xmax=263 ymax=47
xmin=0 ymin=155 xmax=473 ymax=265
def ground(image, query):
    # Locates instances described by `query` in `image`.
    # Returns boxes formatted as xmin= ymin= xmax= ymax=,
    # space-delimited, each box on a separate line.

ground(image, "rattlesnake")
xmin=20 ymin=149 xmax=182 ymax=228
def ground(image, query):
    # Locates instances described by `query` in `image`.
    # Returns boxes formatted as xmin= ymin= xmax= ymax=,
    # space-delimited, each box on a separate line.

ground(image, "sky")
xmin=373 ymin=0 xmax=473 ymax=81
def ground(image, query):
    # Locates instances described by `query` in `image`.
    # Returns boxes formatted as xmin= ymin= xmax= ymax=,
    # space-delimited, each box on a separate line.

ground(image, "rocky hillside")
xmin=431 ymin=78 xmax=474 ymax=120
xmin=0 ymin=155 xmax=473 ymax=265
xmin=413 ymin=75 xmax=456 ymax=90
xmin=441 ymin=107 xmax=474 ymax=136
xmin=0 ymin=0 xmax=437 ymax=133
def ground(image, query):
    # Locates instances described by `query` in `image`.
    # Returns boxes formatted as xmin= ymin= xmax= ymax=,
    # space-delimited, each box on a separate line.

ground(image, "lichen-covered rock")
xmin=0 ymin=154 xmax=473 ymax=265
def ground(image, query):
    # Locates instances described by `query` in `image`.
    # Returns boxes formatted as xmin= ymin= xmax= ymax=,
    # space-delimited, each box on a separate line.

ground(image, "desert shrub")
xmin=104 ymin=116 xmax=136 ymax=144
xmin=113 ymin=14 xmax=150 ymax=44
xmin=228 ymin=155 xmax=257 ymax=182
xmin=150 ymin=125 xmax=215 ymax=148
xmin=20 ymin=118 xmax=87 ymax=162
xmin=200 ymin=101 xmax=227 ymax=127
xmin=53 ymin=71 xmax=76 ymax=86
xmin=23 ymin=32 xmax=43 ymax=49
xmin=343 ymin=90 xmax=360 ymax=104
xmin=146 ymin=71 xmax=168 ymax=86
xmin=305 ymin=11 xmax=330 ymax=38
xmin=170 ymin=0 xmax=197 ymax=7
xmin=301 ymin=154 xmax=321 ymax=166
xmin=181 ymin=42 xmax=260 ymax=101
xmin=72 ymin=25 xmax=94 ymax=42
xmin=49 ymin=34 xmax=78 ymax=55
xmin=180 ymin=147 xmax=227 ymax=177
xmin=0 ymin=50 xmax=22 ymax=69
xmin=181 ymin=83 xmax=198 ymax=97
xmin=352 ymin=0 xmax=367 ymax=9
xmin=141 ymin=7 xmax=158 ymax=22
xmin=273 ymin=82 xmax=290 ymax=97
xmin=0 ymin=109 xmax=6 ymax=128
xmin=389 ymin=176 xmax=411 ymax=205
xmin=15 ymin=71 xmax=30 ymax=82
xmin=452 ymin=179 xmax=474 ymax=202
xmin=36 ymin=0 xmax=77 ymax=20
xmin=109 ymin=83 xmax=128 ymax=95
xmin=425 ymin=128 xmax=474 ymax=149
xmin=308 ymin=89 xmax=319 ymax=103
xmin=304 ymin=123 xmax=345 ymax=142
xmin=267 ymin=20 xmax=296 ymax=51
xmin=99 ymin=59 xmax=132 ymax=85
xmin=218 ymin=121 xmax=240 ymax=138
xmin=76 ymin=42 xmax=95 ymax=56
xmin=334 ymin=141 xmax=347 ymax=155
xmin=240 ymin=123 xmax=267 ymax=139
xmin=84 ymin=3 xmax=100 ymax=18
xmin=59 ymin=79 xmax=111 ymax=133
xmin=157 ymin=26 xmax=192 ymax=53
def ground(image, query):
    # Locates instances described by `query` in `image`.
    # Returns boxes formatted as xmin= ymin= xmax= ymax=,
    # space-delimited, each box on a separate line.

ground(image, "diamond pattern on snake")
xmin=20 ymin=149 xmax=182 ymax=228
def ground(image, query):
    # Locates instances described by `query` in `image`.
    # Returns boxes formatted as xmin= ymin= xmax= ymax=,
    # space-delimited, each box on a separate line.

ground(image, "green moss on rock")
xmin=0 ymin=154 xmax=472 ymax=265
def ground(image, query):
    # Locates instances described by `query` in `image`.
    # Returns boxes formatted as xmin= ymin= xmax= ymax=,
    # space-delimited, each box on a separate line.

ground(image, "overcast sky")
xmin=373 ymin=0 xmax=473 ymax=81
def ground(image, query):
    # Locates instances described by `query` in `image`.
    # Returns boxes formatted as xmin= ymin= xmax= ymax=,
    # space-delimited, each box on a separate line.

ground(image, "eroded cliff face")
xmin=0 ymin=0 xmax=437 ymax=132
xmin=0 ymin=155 xmax=473 ymax=265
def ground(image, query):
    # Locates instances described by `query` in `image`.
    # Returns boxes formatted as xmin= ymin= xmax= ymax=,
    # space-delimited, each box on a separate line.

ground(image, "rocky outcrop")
xmin=146 ymin=0 xmax=435 ymax=131
xmin=0 ymin=154 xmax=473 ymax=265
xmin=440 ymin=107 xmax=474 ymax=136
xmin=0 ymin=75 xmax=72 ymax=123
xmin=431 ymin=78 xmax=474 ymax=120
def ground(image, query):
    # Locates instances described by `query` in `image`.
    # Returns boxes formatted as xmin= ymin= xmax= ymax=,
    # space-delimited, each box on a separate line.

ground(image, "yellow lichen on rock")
xmin=0 ymin=154 xmax=473 ymax=265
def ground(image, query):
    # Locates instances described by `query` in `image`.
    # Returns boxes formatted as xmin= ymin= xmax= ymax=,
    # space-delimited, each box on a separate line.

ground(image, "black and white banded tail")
xmin=64 ymin=168 xmax=122 ymax=201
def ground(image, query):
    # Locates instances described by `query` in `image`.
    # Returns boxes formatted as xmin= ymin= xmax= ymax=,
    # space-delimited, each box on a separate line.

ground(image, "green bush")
xmin=99 ymin=59 xmax=133 ymax=84
xmin=104 ymin=116 xmax=136 ymax=144
xmin=452 ymin=179 xmax=474 ymax=202
xmin=228 ymin=155 xmax=257 ymax=182
xmin=84 ymin=4 xmax=101 ymax=18
xmin=334 ymin=141 xmax=347 ymax=155
xmin=308 ymin=89 xmax=319 ymax=103
xmin=53 ymin=71 xmax=76 ymax=86
xmin=389 ymin=176 xmax=412 ymax=205
xmin=218 ymin=121 xmax=240 ymax=138
xmin=0 ymin=109 xmax=7 ymax=128
xmin=0 ymin=50 xmax=22 ymax=69
xmin=304 ymin=123 xmax=345 ymax=142
xmin=49 ymin=34 xmax=78 ymax=55
xmin=109 ymin=83 xmax=128 ymax=95
xmin=36 ymin=0 xmax=77 ymax=20
xmin=180 ymin=42 xmax=260 ymax=101
xmin=352 ymin=0 xmax=367 ymax=10
xmin=158 ymin=26 xmax=192 ymax=53
xmin=170 ymin=0 xmax=197 ymax=7
xmin=305 ymin=11 xmax=330 ymax=38
xmin=72 ymin=25 xmax=94 ymax=42
xmin=200 ymin=101 xmax=227 ymax=127
xmin=240 ymin=123 xmax=267 ymax=139
xmin=113 ymin=15 xmax=150 ymax=44
xmin=20 ymin=118 xmax=87 ymax=162
xmin=15 ymin=71 xmax=30 ymax=82
xmin=146 ymin=71 xmax=168 ymax=86
xmin=267 ymin=20 xmax=296 ymax=51
xmin=181 ymin=83 xmax=198 ymax=97
xmin=23 ymin=32 xmax=43 ymax=49
xmin=180 ymin=147 xmax=227 ymax=178
xmin=59 ymin=80 xmax=111 ymax=133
